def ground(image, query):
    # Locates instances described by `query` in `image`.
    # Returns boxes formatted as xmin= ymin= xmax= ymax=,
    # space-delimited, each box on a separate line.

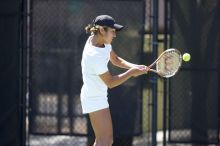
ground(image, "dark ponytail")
xmin=85 ymin=24 xmax=108 ymax=35
xmin=85 ymin=24 xmax=99 ymax=35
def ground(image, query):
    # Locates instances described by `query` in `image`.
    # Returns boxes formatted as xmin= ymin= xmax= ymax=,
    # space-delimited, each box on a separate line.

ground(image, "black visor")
xmin=93 ymin=15 xmax=124 ymax=31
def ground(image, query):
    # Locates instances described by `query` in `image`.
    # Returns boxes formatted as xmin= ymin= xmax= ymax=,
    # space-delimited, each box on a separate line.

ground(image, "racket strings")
xmin=157 ymin=50 xmax=182 ymax=77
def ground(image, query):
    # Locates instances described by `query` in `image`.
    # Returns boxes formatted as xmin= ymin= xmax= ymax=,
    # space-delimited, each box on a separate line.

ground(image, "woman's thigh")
xmin=89 ymin=108 xmax=113 ymax=139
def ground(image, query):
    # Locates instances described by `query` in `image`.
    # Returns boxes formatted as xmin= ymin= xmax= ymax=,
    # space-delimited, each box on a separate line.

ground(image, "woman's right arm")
xmin=99 ymin=67 xmax=148 ymax=89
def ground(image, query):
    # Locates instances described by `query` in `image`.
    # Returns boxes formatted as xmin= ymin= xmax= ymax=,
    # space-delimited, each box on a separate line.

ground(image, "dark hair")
xmin=85 ymin=24 xmax=108 ymax=35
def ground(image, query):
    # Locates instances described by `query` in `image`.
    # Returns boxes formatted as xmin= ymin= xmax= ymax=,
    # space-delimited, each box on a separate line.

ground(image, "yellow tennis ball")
xmin=183 ymin=53 xmax=191 ymax=62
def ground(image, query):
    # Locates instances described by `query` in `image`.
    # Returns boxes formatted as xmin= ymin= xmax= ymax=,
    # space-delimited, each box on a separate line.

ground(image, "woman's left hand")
xmin=134 ymin=65 xmax=150 ymax=74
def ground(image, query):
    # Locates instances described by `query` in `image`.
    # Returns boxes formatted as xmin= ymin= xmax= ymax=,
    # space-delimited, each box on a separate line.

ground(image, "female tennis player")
xmin=80 ymin=15 xmax=149 ymax=146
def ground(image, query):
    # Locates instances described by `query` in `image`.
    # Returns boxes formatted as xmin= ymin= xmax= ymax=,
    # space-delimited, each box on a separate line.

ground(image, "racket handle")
xmin=149 ymin=69 xmax=164 ymax=77
xmin=149 ymin=69 xmax=157 ymax=73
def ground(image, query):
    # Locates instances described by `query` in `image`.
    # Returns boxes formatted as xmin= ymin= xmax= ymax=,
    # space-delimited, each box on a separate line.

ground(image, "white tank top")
xmin=80 ymin=36 xmax=112 ymax=100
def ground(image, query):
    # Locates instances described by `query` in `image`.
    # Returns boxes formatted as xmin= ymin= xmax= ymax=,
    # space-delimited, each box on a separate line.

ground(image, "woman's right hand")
xmin=129 ymin=66 xmax=149 ymax=77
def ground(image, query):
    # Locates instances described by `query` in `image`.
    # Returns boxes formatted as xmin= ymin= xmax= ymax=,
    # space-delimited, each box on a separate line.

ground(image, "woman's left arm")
xmin=110 ymin=50 xmax=146 ymax=69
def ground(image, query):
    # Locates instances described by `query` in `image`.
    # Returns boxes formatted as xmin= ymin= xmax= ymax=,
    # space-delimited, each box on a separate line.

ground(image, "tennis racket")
xmin=148 ymin=48 xmax=182 ymax=78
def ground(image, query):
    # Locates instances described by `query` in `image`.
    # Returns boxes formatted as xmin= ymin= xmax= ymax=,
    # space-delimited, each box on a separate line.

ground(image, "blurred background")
xmin=0 ymin=0 xmax=219 ymax=146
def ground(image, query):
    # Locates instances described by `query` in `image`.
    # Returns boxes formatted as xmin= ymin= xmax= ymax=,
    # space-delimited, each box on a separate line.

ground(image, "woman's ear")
xmin=99 ymin=26 xmax=106 ymax=35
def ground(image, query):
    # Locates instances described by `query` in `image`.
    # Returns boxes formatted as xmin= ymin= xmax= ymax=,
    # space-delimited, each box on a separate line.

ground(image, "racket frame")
xmin=148 ymin=48 xmax=182 ymax=78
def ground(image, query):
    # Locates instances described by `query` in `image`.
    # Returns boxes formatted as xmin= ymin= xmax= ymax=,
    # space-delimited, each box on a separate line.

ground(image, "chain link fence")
xmin=169 ymin=0 xmax=220 ymax=144
xmin=25 ymin=0 xmax=220 ymax=146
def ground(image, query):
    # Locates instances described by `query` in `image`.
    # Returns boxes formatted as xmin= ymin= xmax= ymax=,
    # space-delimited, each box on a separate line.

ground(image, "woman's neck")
xmin=91 ymin=35 xmax=105 ymax=48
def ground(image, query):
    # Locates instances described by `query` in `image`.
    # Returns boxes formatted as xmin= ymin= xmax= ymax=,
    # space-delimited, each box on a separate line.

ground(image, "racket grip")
xmin=149 ymin=69 xmax=157 ymax=73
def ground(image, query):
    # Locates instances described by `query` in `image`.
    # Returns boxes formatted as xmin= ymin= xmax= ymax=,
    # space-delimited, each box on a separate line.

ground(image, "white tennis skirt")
xmin=80 ymin=96 xmax=109 ymax=114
